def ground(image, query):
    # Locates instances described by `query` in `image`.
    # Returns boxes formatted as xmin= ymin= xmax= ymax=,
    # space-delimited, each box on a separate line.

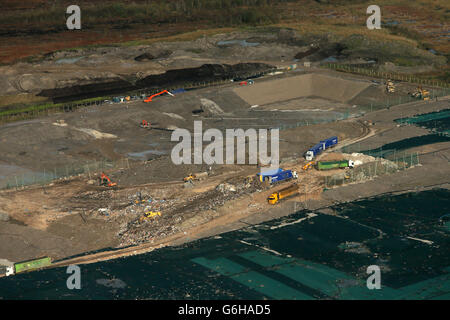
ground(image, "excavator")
xmin=144 ymin=90 xmax=174 ymax=103
xmin=183 ymin=174 xmax=197 ymax=182
xmin=302 ymin=161 xmax=315 ymax=171
xmin=409 ymin=86 xmax=430 ymax=101
xmin=140 ymin=120 xmax=152 ymax=129
xmin=99 ymin=172 xmax=117 ymax=187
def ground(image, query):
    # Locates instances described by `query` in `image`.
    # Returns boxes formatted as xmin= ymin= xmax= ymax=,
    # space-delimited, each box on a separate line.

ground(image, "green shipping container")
xmin=317 ymin=160 xmax=349 ymax=170
xmin=14 ymin=257 xmax=52 ymax=274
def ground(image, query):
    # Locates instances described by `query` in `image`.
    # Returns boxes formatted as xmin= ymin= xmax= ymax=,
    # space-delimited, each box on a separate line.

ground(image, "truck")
xmin=267 ymin=184 xmax=299 ymax=205
xmin=257 ymin=168 xmax=298 ymax=184
xmin=305 ymin=136 xmax=338 ymax=161
xmin=316 ymin=160 xmax=354 ymax=170
xmin=2 ymin=256 xmax=52 ymax=276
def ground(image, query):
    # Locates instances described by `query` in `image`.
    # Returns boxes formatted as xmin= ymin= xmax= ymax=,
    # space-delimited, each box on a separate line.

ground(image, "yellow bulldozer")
xmin=139 ymin=211 xmax=161 ymax=223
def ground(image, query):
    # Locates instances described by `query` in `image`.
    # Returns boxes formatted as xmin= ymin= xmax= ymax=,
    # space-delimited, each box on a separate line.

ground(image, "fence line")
xmin=0 ymin=158 xmax=133 ymax=191
xmin=321 ymin=63 xmax=450 ymax=88
xmin=0 ymin=69 xmax=277 ymax=125
xmin=324 ymin=150 xmax=420 ymax=188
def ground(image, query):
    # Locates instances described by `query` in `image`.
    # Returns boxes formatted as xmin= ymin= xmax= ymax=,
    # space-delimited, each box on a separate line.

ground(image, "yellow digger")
xmin=302 ymin=161 xmax=315 ymax=171
xmin=139 ymin=211 xmax=161 ymax=223
xmin=410 ymin=86 xmax=430 ymax=101
xmin=183 ymin=174 xmax=197 ymax=182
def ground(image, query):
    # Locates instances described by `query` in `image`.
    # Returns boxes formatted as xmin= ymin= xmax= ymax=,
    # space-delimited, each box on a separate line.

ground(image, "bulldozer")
xmin=139 ymin=211 xmax=161 ymax=223
xmin=99 ymin=173 xmax=117 ymax=187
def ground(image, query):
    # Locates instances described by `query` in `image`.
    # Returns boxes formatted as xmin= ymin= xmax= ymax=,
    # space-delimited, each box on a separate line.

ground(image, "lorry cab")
xmin=6 ymin=266 xmax=14 ymax=276
xmin=267 ymin=193 xmax=278 ymax=205
xmin=348 ymin=160 xmax=355 ymax=168
xmin=305 ymin=150 xmax=314 ymax=161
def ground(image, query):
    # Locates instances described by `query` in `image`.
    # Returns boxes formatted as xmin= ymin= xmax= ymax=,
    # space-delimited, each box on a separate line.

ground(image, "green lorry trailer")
xmin=2 ymin=257 xmax=52 ymax=276
xmin=316 ymin=160 xmax=354 ymax=170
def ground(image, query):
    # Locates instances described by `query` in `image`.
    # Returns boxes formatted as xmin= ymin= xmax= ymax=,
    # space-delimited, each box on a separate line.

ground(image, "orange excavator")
xmin=144 ymin=90 xmax=174 ymax=103
xmin=99 ymin=172 xmax=117 ymax=187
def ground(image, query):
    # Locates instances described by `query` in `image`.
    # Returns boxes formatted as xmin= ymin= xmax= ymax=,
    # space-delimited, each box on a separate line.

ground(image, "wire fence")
xmin=0 ymin=68 xmax=277 ymax=125
xmin=321 ymin=63 xmax=450 ymax=88
xmin=0 ymin=158 xmax=132 ymax=190
xmin=324 ymin=151 xmax=420 ymax=188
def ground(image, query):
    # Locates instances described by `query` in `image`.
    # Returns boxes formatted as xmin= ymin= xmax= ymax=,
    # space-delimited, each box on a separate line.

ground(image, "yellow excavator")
xmin=302 ymin=161 xmax=315 ymax=171
xmin=139 ymin=211 xmax=161 ymax=223
xmin=410 ymin=86 xmax=430 ymax=101
xmin=183 ymin=174 xmax=197 ymax=182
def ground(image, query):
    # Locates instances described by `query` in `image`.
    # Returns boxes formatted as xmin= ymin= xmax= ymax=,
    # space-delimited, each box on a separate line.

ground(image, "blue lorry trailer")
xmin=257 ymin=168 xmax=298 ymax=184
xmin=305 ymin=136 xmax=338 ymax=160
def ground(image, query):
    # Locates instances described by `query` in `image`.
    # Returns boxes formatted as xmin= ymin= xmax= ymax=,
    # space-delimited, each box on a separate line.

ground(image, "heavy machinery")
xmin=409 ymin=86 xmax=430 ymax=101
xmin=99 ymin=173 xmax=117 ymax=187
xmin=139 ymin=211 xmax=161 ymax=223
xmin=2 ymin=256 xmax=52 ymax=276
xmin=183 ymin=174 xmax=197 ymax=182
xmin=183 ymin=172 xmax=208 ymax=183
xmin=140 ymin=120 xmax=152 ymax=129
xmin=144 ymin=90 xmax=174 ymax=103
xmin=305 ymin=136 xmax=338 ymax=161
xmin=267 ymin=184 xmax=299 ymax=205
xmin=316 ymin=160 xmax=355 ymax=170
xmin=386 ymin=79 xmax=395 ymax=93
xmin=302 ymin=161 xmax=315 ymax=170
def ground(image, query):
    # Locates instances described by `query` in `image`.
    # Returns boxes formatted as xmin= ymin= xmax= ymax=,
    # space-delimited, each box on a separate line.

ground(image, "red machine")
xmin=140 ymin=120 xmax=151 ymax=129
xmin=144 ymin=90 xmax=174 ymax=103
xmin=99 ymin=173 xmax=117 ymax=187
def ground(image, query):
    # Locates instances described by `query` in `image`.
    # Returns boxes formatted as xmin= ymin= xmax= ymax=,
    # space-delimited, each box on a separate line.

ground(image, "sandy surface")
xmin=0 ymin=70 xmax=448 ymax=268
xmin=234 ymin=73 xmax=372 ymax=106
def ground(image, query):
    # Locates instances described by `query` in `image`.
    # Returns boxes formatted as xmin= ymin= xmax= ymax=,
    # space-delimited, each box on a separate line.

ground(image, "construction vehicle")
xmin=183 ymin=172 xmax=208 ymax=183
xmin=184 ymin=174 xmax=197 ymax=182
xmin=303 ymin=161 xmax=315 ymax=170
xmin=316 ymin=160 xmax=355 ymax=170
xmin=139 ymin=211 xmax=161 ymax=223
xmin=144 ymin=90 xmax=174 ymax=103
xmin=409 ymin=86 xmax=430 ymax=101
xmin=257 ymin=168 xmax=297 ymax=184
xmin=386 ymin=79 xmax=395 ymax=93
xmin=140 ymin=120 xmax=152 ymax=129
xmin=2 ymin=256 xmax=53 ymax=276
xmin=267 ymin=184 xmax=299 ymax=205
xmin=99 ymin=173 xmax=117 ymax=187
xmin=305 ymin=136 xmax=338 ymax=161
